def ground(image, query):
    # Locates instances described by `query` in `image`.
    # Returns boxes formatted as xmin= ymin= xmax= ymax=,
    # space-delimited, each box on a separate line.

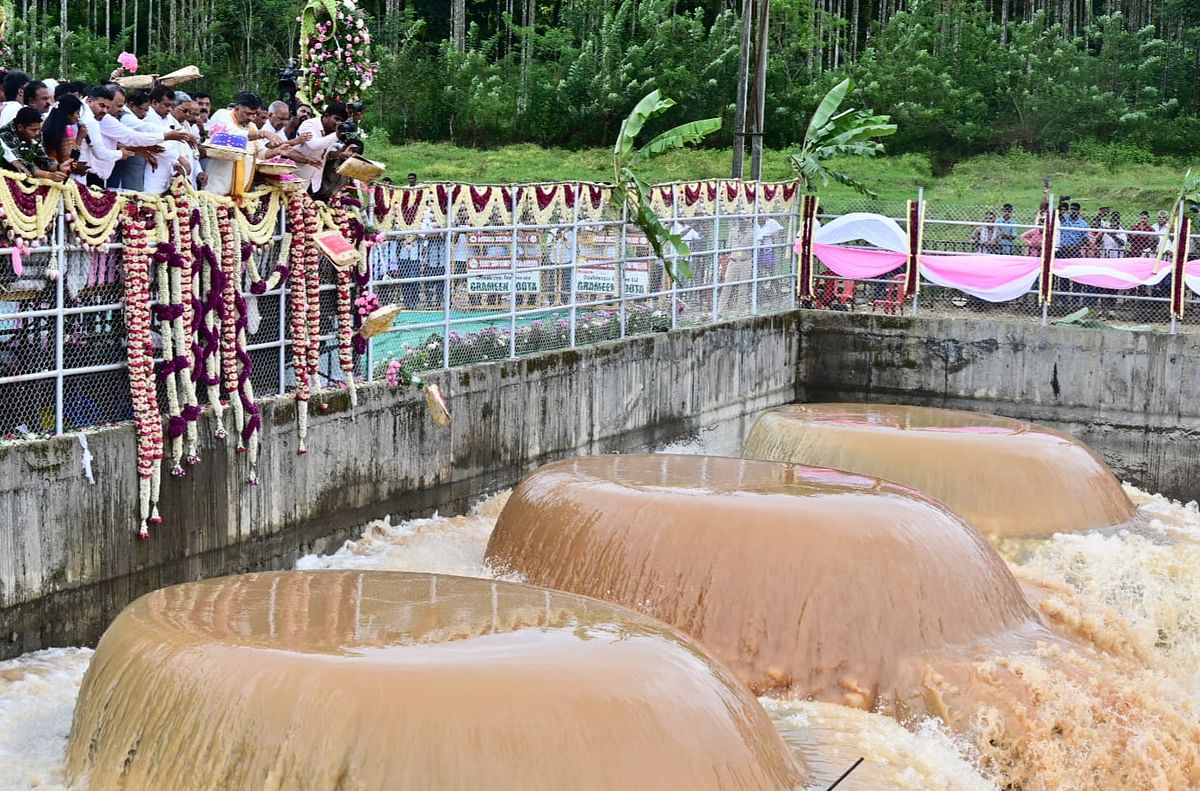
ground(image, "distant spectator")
xmin=1129 ymin=211 xmax=1156 ymax=258
xmin=1101 ymin=211 xmax=1127 ymax=258
xmin=1058 ymin=203 xmax=1088 ymax=258
xmin=1020 ymin=209 xmax=1046 ymax=257
xmin=971 ymin=209 xmax=1001 ymax=254
xmin=997 ymin=203 xmax=1017 ymax=255
xmin=1152 ymin=210 xmax=1172 ymax=248
xmin=407 ymin=172 xmax=418 ymax=187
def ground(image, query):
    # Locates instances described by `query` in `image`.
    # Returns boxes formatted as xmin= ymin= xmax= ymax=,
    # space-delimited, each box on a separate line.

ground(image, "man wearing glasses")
xmin=169 ymin=91 xmax=206 ymax=189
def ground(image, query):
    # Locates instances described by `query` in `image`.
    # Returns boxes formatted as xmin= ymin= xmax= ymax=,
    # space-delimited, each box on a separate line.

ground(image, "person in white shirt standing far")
xmin=291 ymin=102 xmax=352 ymax=195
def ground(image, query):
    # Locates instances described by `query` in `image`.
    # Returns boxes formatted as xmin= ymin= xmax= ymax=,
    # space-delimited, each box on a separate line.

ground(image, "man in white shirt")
xmin=0 ymin=71 xmax=28 ymax=127
xmin=77 ymin=85 xmax=129 ymax=188
xmin=141 ymin=86 xmax=193 ymax=194
xmin=169 ymin=91 xmax=205 ymax=189
xmin=291 ymin=102 xmax=351 ymax=195
xmin=204 ymin=92 xmax=265 ymax=198
xmin=105 ymin=85 xmax=193 ymax=190
xmin=262 ymin=101 xmax=290 ymax=142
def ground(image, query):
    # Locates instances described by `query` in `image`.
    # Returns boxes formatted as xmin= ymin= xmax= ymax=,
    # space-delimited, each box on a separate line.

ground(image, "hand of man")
xmin=165 ymin=130 xmax=198 ymax=146
xmin=294 ymin=131 xmax=312 ymax=144
xmin=197 ymin=171 xmax=208 ymax=188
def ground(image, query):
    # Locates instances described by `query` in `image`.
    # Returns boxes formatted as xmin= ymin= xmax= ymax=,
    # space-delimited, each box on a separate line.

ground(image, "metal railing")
xmin=816 ymin=195 xmax=1198 ymax=331
xmin=5 ymin=184 xmax=1197 ymax=442
xmin=0 ymin=183 xmax=800 ymax=440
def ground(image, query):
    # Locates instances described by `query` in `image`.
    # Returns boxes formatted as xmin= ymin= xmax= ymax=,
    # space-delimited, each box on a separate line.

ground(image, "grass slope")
xmin=372 ymin=143 xmax=1197 ymax=217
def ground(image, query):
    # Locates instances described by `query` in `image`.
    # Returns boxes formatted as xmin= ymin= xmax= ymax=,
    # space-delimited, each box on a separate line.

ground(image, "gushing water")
xmin=5 ymin=431 xmax=1200 ymax=788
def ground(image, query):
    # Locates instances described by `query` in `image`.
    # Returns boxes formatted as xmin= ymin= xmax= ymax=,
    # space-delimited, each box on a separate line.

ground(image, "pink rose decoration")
xmin=117 ymin=51 xmax=139 ymax=73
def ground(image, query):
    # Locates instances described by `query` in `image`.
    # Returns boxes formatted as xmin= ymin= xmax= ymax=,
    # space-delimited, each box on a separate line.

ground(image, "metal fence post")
xmin=443 ymin=185 xmax=454 ymax=369
xmin=277 ymin=202 xmax=288 ymax=394
xmin=569 ymin=186 xmax=580 ymax=349
xmin=670 ymin=183 xmax=679 ymax=331
xmin=619 ymin=196 xmax=628 ymax=339
xmin=751 ymin=183 xmax=760 ymax=315
xmin=509 ymin=186 xmax=519 ymax=359
xmin=53 ymin=197 xmax=66 ymax=434
xmin=912 ymin=186 xmax=923 ymax=318
xmin=711 ymin=191 xmax=722 ymax=323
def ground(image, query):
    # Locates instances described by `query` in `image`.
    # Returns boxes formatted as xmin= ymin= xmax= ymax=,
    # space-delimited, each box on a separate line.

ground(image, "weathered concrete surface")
xmin=0 ymin=314 xmax=800 ymax=660
xmin=798 ymin=311 xmax=1200 ymax=501
xmin=7 ymin=308 xmax=1200 ymax=660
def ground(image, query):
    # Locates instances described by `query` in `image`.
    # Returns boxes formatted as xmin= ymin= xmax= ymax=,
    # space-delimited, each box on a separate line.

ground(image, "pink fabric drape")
xmin=812 ymin=244 xmax=906 ymax=279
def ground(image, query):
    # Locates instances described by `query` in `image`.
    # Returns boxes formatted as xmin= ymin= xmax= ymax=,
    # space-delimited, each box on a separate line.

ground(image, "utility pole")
xmin=749 ymin=0 xmax=770 ymax=180
xmin=731 ymin=0 xmax=753 ymax=179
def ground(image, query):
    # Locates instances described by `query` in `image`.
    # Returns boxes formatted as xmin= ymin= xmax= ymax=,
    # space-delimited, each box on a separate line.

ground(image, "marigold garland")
xmin=63 ymin=181 xmax=126 ymax=249
xmin=122 ymin=200 xmax=165 ymax=538
xmin=0 ymin=170 xmax=61 ymax=242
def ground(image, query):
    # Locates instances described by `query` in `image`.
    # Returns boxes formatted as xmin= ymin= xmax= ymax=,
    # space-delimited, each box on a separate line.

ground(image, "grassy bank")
xmin=371 ymin=142 xmax=1197 ymax=218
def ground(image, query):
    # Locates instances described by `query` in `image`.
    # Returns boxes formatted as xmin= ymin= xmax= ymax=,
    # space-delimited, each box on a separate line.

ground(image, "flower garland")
xmin=286 ymin=192 xmax=322 ymax=454
xmin=217 ymin=206 xmax=248 ymax=452
xmin=237 ymin=190 xmax=283 ymax=248
xmin=122 ymin=200 xmax=164 ymax=538
xmin=170 ymin=197 xmax=203 ymax=465
xmin=330 ymin=194 xmax=370 ymax=408
xmin=235 ymin=241 xmax=263 ymax=483
xmin=246 ymin=233 xmax=292 ymax=295
xmin=0 ymin=171 xmax=60 ymax=242
xmin=63 ymin=181 xmax=126 ymax=250
xmin=194 ymin=200 xmax=227 ymax=439
xmin=299 ymin=0 xmax=379 ymax=107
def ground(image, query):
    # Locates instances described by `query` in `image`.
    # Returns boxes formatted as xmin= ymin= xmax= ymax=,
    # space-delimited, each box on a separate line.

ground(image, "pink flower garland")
xmin=217 ymin=206 xmax=246 ymax=452
xmin=122 ymin=201 xmax=164 ymax=538
xmin=286 ymin=192 xmax=322 ymax=454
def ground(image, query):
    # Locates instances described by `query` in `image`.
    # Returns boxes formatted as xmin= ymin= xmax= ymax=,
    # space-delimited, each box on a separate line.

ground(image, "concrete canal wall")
xmin=0 ymin=313 xmax=801 ymax=659
xmin=5 ymin=308 xmax=1200 ymax=658
xmin=798 ymin=311 xmax=1200 ymax=503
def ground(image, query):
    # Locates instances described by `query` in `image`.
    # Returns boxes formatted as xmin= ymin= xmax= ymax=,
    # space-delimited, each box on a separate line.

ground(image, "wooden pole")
xmin=731 ymin=0 xmax=753 ymax=179
xmin=749 ymin=0 xmax=769 ymax=180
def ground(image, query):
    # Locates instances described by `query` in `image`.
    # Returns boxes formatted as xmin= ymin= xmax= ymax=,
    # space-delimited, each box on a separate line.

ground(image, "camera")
xmin=336 ymin=120 xmax=359 ymax=141
xmin=277 ymin=59 xmax=306 ymax=113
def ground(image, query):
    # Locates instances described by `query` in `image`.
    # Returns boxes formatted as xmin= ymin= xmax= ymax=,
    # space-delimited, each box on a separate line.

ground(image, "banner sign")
xmin=465 ymin=232 xmax=542 ymax=294
xmin=575 ymin=230 xmax=651 ymax=295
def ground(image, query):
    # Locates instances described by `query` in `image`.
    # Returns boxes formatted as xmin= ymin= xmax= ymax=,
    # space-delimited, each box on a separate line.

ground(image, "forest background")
xmin=8 ymin=0 xmax=1200 ymax=202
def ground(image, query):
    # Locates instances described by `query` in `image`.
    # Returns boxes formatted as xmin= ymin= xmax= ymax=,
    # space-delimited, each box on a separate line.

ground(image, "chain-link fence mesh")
xmin=8 ymin=182 xmax=1200 ymax=442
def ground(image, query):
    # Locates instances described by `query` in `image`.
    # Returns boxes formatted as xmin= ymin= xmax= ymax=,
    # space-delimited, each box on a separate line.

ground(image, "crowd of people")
xmin=0 ymin=68 xmax=368 ymax=199
xmin=970 ymin=201 xmax=1186 ymax=259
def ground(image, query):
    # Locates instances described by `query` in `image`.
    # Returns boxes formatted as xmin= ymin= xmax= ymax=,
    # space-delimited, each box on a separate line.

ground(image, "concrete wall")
xmin=7 ymin=308 xmax=1200 ymax=660
xmin=798 ymin=311 xmax=1200 ymax=501
xmin=0 ymin=313 xmax=801 ymax=660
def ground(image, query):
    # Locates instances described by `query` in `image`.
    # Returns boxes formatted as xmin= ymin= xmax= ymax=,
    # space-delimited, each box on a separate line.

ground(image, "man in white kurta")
xmin=291 ymin=102 xmax=349 ymax=194
xmin=142 ymin=87 xmax=187 ymax=194
xmin=77 ymin=86 xmax=128 ymax=187
xmin=203 ymin=92 xmax=265 ymax=198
